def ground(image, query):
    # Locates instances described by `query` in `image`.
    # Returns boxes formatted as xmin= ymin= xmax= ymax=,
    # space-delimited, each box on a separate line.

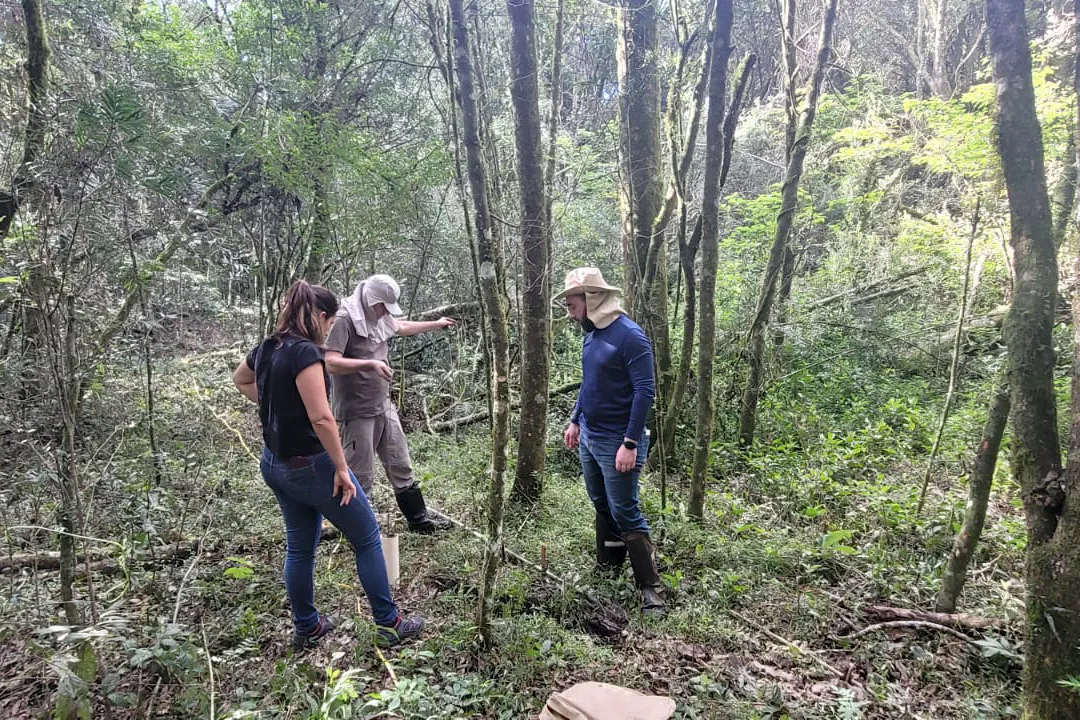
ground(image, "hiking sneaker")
xmin=375 ymin=615 xmax=425 ymax=647
xmin=291 ymin=615 xmax=337 ymax=651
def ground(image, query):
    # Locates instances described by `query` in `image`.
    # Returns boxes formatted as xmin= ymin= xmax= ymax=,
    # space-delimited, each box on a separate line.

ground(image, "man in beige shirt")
xmin=325 ymin=275 xmax=454 ymax=533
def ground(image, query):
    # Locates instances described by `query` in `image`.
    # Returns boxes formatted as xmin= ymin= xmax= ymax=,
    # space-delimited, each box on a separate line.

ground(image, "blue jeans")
xmin=579 ymin=427 xmax=651 ymax=535
xmin=260 ymin=447 xmax=399 ymax=631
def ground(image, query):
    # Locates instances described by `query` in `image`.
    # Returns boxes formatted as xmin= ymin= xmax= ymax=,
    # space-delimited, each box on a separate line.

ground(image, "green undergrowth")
xmin=1 ymin=351 xmax=1031 ymax=719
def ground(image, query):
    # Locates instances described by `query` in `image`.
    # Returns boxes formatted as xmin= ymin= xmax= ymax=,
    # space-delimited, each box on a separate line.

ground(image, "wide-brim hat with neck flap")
xmin=554 ymin=267 xmax=621 ymax=300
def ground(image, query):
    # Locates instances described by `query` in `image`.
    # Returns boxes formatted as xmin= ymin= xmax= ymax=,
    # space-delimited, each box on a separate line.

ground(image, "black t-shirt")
xmin=246 ymin=335 xmax=328 ymax=459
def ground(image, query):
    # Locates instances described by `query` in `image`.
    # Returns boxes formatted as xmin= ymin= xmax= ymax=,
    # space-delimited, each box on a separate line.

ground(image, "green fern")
xmin=1057 ymin=676 xmax=1080 ymax=696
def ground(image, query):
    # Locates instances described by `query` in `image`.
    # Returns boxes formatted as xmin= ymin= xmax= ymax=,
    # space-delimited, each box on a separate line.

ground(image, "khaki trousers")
xmin=339 ymin=408 xmax=416 ymax=495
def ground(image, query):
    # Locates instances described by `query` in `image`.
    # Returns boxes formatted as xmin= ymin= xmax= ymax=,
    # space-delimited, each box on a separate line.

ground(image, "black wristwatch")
xmin=622 ymin=439 xmax=637 ymax=450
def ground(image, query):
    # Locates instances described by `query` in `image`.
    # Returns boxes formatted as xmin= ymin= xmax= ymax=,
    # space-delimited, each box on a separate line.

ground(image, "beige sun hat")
xmin=554 ymin=267 xmax=621 ymax=300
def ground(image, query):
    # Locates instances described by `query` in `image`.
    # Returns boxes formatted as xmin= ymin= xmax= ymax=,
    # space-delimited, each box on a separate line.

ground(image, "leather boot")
xmin=594 ymin=513 xmax=626 ymax=574
xmin=394 ymin=486 xmax=452 ymax=534
xmin=624 ymin=531 xmax=667 ymax=616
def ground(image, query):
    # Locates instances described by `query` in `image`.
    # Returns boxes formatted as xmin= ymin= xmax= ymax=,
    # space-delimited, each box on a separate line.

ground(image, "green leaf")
xmin=821 ymin=530 xmax=853 ymax=548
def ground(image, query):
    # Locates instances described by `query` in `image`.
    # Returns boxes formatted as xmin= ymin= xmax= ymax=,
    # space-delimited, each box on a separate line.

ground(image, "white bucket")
xmin=382 ymin=534 xmax=400 ymax=587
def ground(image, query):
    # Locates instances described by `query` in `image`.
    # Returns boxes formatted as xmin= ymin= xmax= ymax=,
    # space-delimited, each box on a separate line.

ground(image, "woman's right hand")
xmin=333 ymin=467 xmax=356 ymax=506
xmin=368 ymin=360 xmax=394 ymax=381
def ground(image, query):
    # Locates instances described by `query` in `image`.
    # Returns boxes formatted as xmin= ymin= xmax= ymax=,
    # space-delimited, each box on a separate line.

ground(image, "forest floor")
xmin=0 ymin=350 xmax=1028 ymax=719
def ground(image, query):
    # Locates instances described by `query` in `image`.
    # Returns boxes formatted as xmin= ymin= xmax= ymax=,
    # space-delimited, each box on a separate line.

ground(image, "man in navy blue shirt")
xmin=559 ymin=267 xmax=666 ymax=616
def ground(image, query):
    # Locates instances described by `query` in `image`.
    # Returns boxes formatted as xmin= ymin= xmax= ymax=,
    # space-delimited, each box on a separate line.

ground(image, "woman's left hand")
xmin=333 ymin=467 xmax=356 ymax=506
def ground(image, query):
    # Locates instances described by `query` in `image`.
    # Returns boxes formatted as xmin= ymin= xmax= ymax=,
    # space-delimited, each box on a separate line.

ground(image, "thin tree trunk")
xmin=652 ymin=0 xmax=715 ymax=467
xmin=917 ymin=199 xmax=981 ymax=514
xmin=0 ymin=0 xmax=51 ymax=240
xmin=662 ymin=215 xmax=700 ymax=463
xmin=738 ymin=0 xmax=839 ymax=449
xmin=58 ymin=296 xmax=82 ymax=626
xmin=931 ymin=0 xmax=952 ymax=97
xmin=936 ymin=377 xmax=1009 ymax=613
xmin=781 ymin=0 xmax=798 ymax=159
xmin=772 ymin=247 xmax=797 ymax=347
xmin=306 ymin=154 xmax=332 ymax=282
xmin=617 ymin=0 xmax=669 ymax=390
xmin=1052 ymin=133 xmax=1077 ymax=251
xmin=688 ymin=0 xmax=734 ymax=521
xmin=988 ymin=0 xmax=1079 ymax=715
xmin=544 ymin=0 xmax=564 ymax=230
xmin=450 ymin=0 xmax=511 ymax=647
xmin=658 ymin=56 xmax=754 ymax=467
xmin=508 ymin=0 xmax=550 ymax=504
xmin=652 ymin=0 xmax=716 ymax=240
xmin=916 ymin=0 xmax=928 ymax=97
xmin=771 ymin=0 xmax=799 ymax=350
xmin=425 ymin=0 xmax=493 ymax=422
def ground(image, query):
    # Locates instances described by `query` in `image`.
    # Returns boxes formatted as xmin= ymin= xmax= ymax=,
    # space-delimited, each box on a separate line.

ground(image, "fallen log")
xmin=3 ymin=543 xmax=196 ymax=575
xmin=1 ymin=550 xmax=102 ymax=572
xmin=805 ymin=266 xmax=932 ymax=311
xmin=428 ymin=381 xmax=581 ymax=433
xmin=863 ymin=604 xmax=1006 ymax=630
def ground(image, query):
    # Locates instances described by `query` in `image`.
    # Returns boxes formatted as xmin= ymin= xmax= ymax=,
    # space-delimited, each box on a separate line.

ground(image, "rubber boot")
xmin=595 ymin=513 xmax=627 ymax=574
xmin=395 ymin=486 xmax=452 ymax=534
xmin=624 ymin=531 xmax=667 ymax=616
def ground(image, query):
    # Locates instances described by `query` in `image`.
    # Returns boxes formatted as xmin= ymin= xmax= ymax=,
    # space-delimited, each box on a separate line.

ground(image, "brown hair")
xmin=274 ymin=280 xmax=339 ymax=345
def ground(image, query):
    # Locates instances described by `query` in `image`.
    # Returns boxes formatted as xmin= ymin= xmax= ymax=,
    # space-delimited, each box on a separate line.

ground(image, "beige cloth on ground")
xmin=538 ymin=682 xmax=675 ymax=720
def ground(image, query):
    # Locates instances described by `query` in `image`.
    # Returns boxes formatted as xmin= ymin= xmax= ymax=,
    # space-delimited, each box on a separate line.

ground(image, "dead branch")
xmin=412 ymin=301 xmax=480 ymax=322
xmin=728 ymin=608 xmax=845 ymax=678
xmin=805 ymin=265 xmax=932 ymax=311
xmin=864 ymin=604 xmax=1006 ymax=630
xmin=838 ymin=620 xmax=983 ymax=647
xmin=428 ymin=381 xmax=580 ymax=432
xmin=1 ymin=543 xmax=195 ymax=574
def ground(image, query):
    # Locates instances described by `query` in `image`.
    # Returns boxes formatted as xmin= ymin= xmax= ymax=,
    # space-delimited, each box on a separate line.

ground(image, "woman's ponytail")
xmin=274 ymin=280 xmax=339 ymax=344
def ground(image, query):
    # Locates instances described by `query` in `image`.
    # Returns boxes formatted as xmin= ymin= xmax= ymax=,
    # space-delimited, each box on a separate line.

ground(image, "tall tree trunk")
xmin=771 ymin=0 xmax=799 ymax=350
xmin=0 ymin=0 xmax=51 ymax=240
xmin=930 ymin=0 xmax=953 ymax=97
xmin=738 ymin=0 xmax=839 ymax=449
xmin=663 ymin=216 xmax=700 ymax=464
xmin=544 ymin=0 xmax=564 ymax=231
xmin=508 ymin=0 xmax=550 ymax=505
xmin=617 ymin=0 xmax=670 ymax=395
xmin=654 ymin=0 xmax=716 ymax=466
xmin=917 ymin=200 xmax=981 ymax=513
xmin=307 ymin=153 xmax=332 ymax=282
xmin=450 ymin=0 xmax=511 ymax=647
xmin=54 ymin=295 xmax=82 ymax=626
xmin=936 ymin=377 xmax=1010 ymax=613
xmin=988 ymin=0 xmax=1079 ymax=715
xmin=688 ymin=0 xmax=734 ymax=521
xmin=425 ymin=0 xmax=494 ymax=421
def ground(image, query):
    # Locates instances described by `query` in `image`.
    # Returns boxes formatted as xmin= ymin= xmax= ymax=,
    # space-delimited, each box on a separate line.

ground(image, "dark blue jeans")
xmin=579 ymin=427 xmax=651 ymax=535
xmin=260 ymin=447 xmax=399 ymax=631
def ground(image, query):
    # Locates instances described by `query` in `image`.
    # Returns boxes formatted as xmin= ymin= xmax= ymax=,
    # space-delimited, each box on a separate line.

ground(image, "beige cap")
xmin=362 ymin=274 xmax=404 ymax=317
xmin=554 ymin=267 xmax=621 ymax=300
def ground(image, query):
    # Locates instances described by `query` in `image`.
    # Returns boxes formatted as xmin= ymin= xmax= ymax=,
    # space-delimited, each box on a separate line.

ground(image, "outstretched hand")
xmin=436 ymin=316 xmax=456 ymax=330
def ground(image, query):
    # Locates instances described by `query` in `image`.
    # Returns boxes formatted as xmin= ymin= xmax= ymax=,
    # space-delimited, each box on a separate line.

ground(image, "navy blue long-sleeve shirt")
xmin=570 ymin=314 xmax=654 ymax=442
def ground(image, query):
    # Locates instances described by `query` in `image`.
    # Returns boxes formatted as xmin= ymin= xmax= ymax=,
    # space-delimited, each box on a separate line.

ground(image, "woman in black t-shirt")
xmin=232 ymin=280 xmax=424 ymax=650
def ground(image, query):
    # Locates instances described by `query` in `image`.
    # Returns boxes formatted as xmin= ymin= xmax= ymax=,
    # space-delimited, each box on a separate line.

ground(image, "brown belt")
xmin=285 ymin=455 xmax=315 ymax=469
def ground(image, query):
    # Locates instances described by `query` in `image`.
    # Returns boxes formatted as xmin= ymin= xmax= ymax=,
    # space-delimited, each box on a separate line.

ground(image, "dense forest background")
xmin=3 ymin=0 xmax=1080 ymax=717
